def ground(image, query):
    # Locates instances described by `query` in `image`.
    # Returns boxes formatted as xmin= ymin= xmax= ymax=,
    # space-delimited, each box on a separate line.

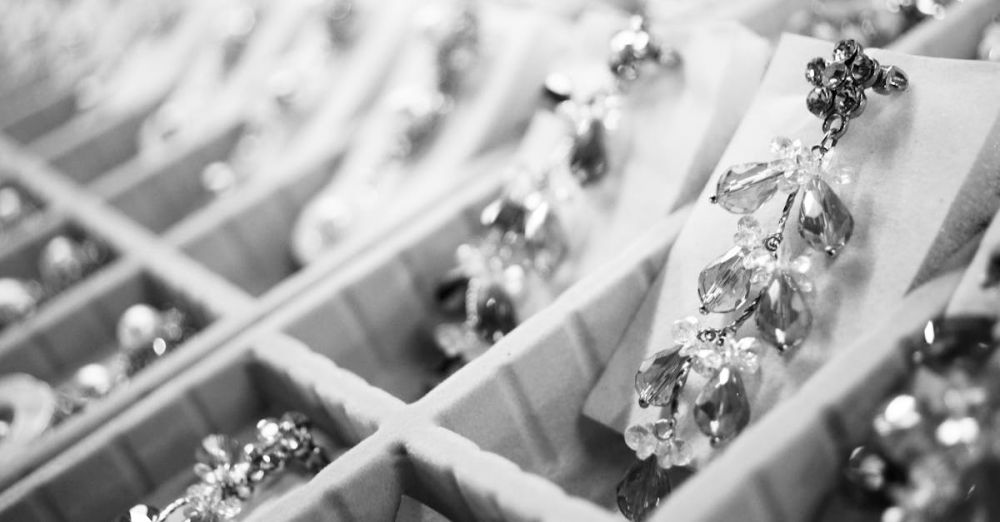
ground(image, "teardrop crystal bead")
xmin=635 ymin=348 xmax=689 ymax=409
xmin=798 ymin=177 xmax=854 ymax=256
xmin=713 ymin=162 xmax=785 ymax=214
xmin=616 ymin=457 xmax=671 ymax=522
xmin=569 ymin=116 xmax=609 ymax=186
xmin=755 ymin=272 xmax=813 ymax=352
xmin=697 ymin=246 xmax=752 ymax=313
xmin=694 ymin=365 xmax=751 ymax=444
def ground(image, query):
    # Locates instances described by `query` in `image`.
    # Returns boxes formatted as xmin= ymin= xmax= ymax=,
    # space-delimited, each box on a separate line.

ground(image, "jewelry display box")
xmin=0 ymin=0 xmax=999 ymax=521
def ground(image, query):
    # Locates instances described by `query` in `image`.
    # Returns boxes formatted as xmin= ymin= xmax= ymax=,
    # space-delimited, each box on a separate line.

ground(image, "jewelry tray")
xmin=0 ymin=0 xmax=999 ymax=520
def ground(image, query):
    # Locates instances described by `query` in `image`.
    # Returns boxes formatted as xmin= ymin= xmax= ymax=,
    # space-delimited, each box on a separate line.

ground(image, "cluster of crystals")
xmin=805 ymin=39 xmax=908 ymax=121
xmin=624 ymin=418 xmax=694 ymax=469
xmin=431 ymin=180 xmax=567 ymax=369
xmin=607 ymin=15 xmax=679 ymax=84
xmin=714 ymin=136 xmax=856 ymax=257
xmin=0 ymin=234 xmax=107 ymax=330
xmin=118 ymin=412 xmax=330 ymax=522
xmin=843 ymin=315 xmax=1000 ymax=522
xmin=53 ymin=303 xmax=191 ymax=424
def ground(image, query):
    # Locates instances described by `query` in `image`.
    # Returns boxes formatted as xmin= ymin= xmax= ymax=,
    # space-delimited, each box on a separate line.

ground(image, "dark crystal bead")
xmin=569 ymin=116 xmax=609 ymax=186
xmin=617 ymin=457 xmax=671 ymax=522
xmin=117 ymin=504 xmax=160 ymax=522
xmin=807 ymin=87 xmax=833 ymax=118
xmin=480 ymin=197 xmax=528 ymax=236
xmin=822 ymin=62 xmax=849 ymax=89
xmin=903 ymin=315 xmax=996 ymax=373
xmin=473 ymin=284 xmax=517 ymax=343
xmin=841 ymin=446 xmax=905 ymax=508
xmin=851 ymin=53 xmax=878 ymax=87
xmin=434 ymin=270 xmax=470 ymax=319
xmin=805 ymin=57 xmax=826 ymax=86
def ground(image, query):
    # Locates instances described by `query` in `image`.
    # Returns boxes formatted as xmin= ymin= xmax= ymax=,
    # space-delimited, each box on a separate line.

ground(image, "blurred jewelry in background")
xmin=430 ymin=13 xmax=680 ymax=378
xmin=979 ymin=16 xmax=1000 ymax=62
xmin=0 ymin=233 xmax=108 ymax=330
xmin=0 ymin=303 xmax=193 ymax=451
xmin=0 ymin=182 xmax=42 ymax=235
xmin=289 ymin=0 xmax=483 ymax=265
xmin=200 ymin=0 xmax=365 ymax=197
xmin=787 ymin=0 xmax=959 ymax=47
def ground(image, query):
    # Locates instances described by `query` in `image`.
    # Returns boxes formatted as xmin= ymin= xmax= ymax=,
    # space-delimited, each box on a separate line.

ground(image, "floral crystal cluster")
xmin=118 ymin=412 xmax=329 ymax=522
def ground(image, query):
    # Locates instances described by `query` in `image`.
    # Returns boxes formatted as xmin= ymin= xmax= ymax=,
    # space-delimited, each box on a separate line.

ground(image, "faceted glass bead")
xmin=473 ymin=284 xmax=518 ymax=343
xmin=117 ymin=505 xmax=160 ymax=522
xmin=694 ymin=366 xmax=750 ymax=444
xmin=569 ymin=116 xmax=609 ymax=186
xmin=805 ymin=57 xmax=826 ymax=87
xmin=698 ymin=247 xmax=753 ymax=313
xmin=635 ymin=348 xmax=689 ymax=409
xmin=713 ymin=162 xmax=785 ymax=214
xmin=755 ymin=272 xmax=813 ymax=352
xmin=798 ymin=177 xmax=854 ymax=257
xmin=903 ymin=315 xmax=996 ymax=373
xmin=616 ymin=457 xmax=671 ymax=522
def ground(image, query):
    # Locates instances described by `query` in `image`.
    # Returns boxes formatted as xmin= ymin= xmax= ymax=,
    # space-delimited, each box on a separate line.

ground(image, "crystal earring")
xmin=116 ymin=412 xmax=330 ymax=522
xmin=430 ymin=14 xmax=680 ymax=377
xmin=616 ymin=39 xmax=909 ymax=521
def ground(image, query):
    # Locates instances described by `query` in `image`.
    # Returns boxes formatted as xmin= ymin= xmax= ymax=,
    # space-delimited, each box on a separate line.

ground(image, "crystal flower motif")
xmin=624 ymin=419 xmax=693 ymax=469
xmin=184 ymin=435 xmax=253 ymax=520
xmin=770 ymin=136 xmax=856 ymax=190
xmin=679 ymin=331 xmax=762 ymax=378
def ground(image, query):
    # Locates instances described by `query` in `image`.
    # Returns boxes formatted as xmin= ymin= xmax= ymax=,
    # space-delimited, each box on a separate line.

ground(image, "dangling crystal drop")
xmin=569 ymin=115 xmax=608 ymax=186
xmin=616 ymin=457 xmax=671 ymax=522
xmin=697 ymin=247 xmax=753 ymax=313
xmin=755 ymin=271 xmax=813 ymax=352
xmin=693 ymin=365 xmax=751 ymax=444
xmin=635 ymin=348 xmax=689 ymax=409
xmin=798 ymin=177 xmax=854 ymax=257
xmin=712 ymin=162 xmax=786 ymax=214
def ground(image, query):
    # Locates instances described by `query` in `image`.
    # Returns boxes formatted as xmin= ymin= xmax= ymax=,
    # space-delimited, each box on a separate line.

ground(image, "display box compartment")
xmin=0 ymin=258 xmax=237 ymax=492
xmin=99 ymin=120 xmax=246 ymax=234
xmin=254 ymin=173 xmax=498 ymax=402
xmin=28 ymin=99 xmax=161 ymax=187
xmin=0 ymin=333 xmax=403 ymax=522
xmin=0 ymin=82 xmax=81 ymax=146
